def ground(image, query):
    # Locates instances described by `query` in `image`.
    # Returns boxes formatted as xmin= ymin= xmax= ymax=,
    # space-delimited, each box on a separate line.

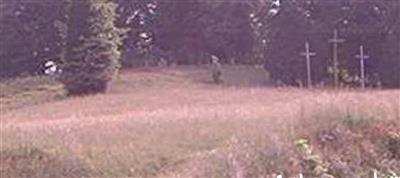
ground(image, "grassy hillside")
xmin=0 ymin=65 xmax=268 ymax=111
xmin=0 ymin=66 xmax=399 ymax=177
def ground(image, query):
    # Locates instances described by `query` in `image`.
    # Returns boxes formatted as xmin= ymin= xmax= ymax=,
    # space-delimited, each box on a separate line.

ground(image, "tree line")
xmin=0 ymin=0 xmax=399 ymax=95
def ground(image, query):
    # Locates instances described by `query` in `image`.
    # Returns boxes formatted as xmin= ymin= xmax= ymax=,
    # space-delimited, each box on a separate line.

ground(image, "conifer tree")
xmin=61 ymin=0 xmax=122 ymax=95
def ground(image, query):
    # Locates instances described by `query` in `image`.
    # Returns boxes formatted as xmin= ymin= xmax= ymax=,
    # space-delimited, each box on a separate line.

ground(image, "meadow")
xmin=1 ymin=66 xmax=399 ymax=178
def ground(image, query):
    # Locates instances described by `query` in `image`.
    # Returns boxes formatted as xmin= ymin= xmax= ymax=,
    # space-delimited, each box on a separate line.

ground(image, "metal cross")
xmin=328 ymin=29 xmax=345 ymax=88
xmin=355 ymin=45 xmax=369 ymax=89
xmin=300 ymin=41 xmax=316 ymax=88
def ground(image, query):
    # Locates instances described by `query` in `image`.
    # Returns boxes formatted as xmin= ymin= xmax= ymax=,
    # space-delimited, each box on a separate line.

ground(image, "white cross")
xmin=328 ymin=29 xmax=345 ymax=88
xmin=300 ymin=41 xmax=316 ymax=88
xmin=355 ymin=45 xmax=369 ymax=89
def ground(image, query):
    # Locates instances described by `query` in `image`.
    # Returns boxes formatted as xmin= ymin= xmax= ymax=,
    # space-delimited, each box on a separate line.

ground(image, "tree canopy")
xmin=0 ymin=0 xmax=399 ymax=88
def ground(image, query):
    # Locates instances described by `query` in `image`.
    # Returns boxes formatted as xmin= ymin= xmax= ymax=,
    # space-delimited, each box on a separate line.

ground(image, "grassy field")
xmin=1 ymin=66 xmax=399 ymax=178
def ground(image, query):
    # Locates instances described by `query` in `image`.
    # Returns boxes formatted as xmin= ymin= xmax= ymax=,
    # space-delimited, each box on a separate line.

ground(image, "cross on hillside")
xmin=328 ymin=29 xmax=345 ymax=88
xmin=355 ymin=45 xmax=369 ymax=89
xmin=300 ymin=41 xmax=316 ymax=88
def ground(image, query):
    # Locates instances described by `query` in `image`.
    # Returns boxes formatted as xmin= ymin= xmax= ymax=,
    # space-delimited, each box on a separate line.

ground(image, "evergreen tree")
xmin=61 ymin=0 xmax=122 ymax=95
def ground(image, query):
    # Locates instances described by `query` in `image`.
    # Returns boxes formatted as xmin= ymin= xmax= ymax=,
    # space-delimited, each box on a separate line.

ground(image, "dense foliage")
xmin=117 ymin=0 xmax=254 ymax=66
xmin=0 ymin=0 xmax=399 ymax=88
xmin=0 ymin=0 xmax=65 ymax=78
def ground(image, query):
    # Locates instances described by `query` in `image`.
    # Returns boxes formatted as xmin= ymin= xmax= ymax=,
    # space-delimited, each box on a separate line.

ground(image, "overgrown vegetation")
xmin=1 ymin=69 xmax=398 ymax=177
xmin=1 ymin=1 xmax=398 ymax=90
xmin=165 ymin=115 xmax=399 ymax=178
xmin=2 ymin=116 xmax=398 ymax=177
xmin=0 ymin=0 xmax=398 ymax=177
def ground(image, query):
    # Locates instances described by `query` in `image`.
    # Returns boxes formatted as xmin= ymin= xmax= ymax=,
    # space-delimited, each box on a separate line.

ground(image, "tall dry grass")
xmin=0 ymin=67 xmax=399 ymax=177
